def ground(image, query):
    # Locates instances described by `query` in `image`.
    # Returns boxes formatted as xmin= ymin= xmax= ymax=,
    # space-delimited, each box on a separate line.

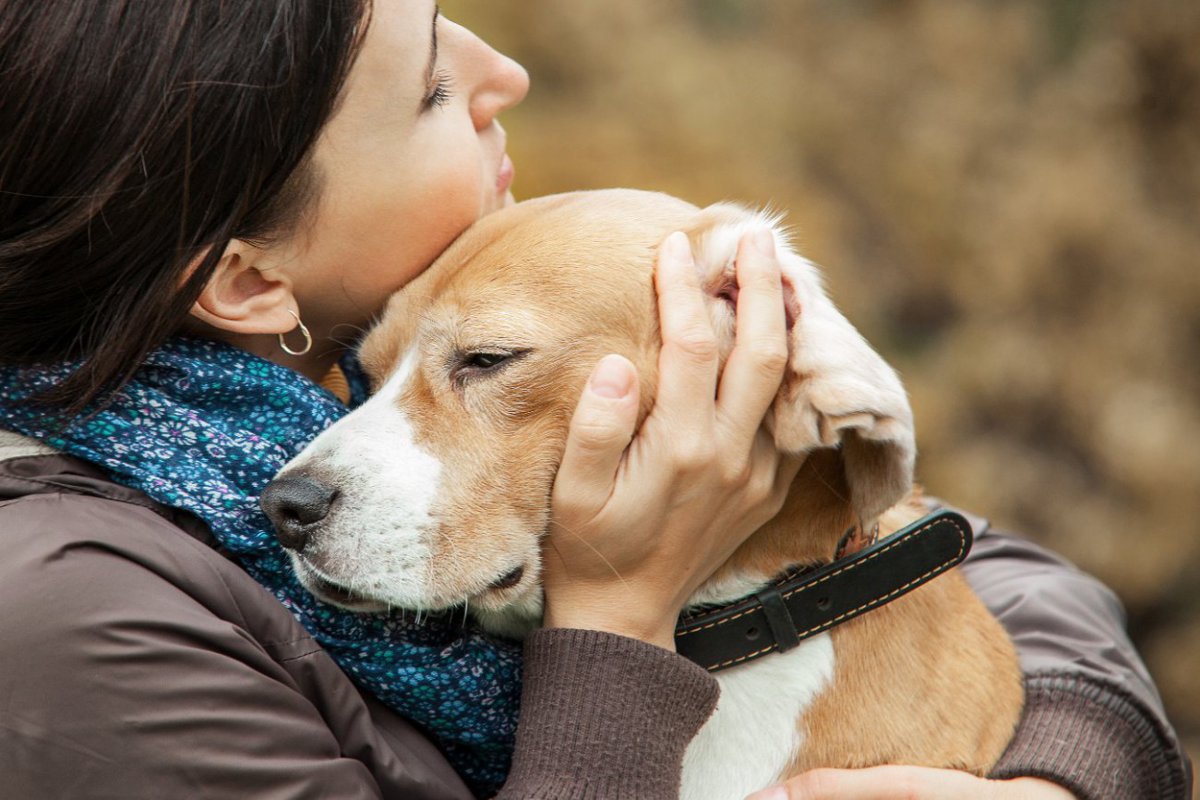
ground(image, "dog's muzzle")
xmin=261 ymin=474 xmax=339 ymax=552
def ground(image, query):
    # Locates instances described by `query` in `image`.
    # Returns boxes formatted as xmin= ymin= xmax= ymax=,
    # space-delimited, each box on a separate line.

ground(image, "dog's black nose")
xmin=260 ymin=475 xmax=338 ymax=552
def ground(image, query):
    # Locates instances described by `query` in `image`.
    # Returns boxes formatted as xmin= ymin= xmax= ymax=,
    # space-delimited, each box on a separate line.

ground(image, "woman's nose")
xmin=463 ymin=34 xmax=530 ymax=131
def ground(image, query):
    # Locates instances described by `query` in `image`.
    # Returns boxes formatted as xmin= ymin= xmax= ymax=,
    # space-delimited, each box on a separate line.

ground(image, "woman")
xmin=0 ymin=2 xmax=1189 ymax=798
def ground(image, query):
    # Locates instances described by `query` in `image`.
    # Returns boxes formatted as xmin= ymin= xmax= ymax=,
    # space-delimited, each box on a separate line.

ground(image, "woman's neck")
xmin=197 ymin=328 xmax=345 ymax=386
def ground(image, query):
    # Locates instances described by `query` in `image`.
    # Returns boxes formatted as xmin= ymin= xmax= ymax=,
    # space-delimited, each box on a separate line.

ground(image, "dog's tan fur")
xmin=789 ymin=496 xmax=1022 ymax=774
xmin=283 ymin=189 xmax=1023 ymax=792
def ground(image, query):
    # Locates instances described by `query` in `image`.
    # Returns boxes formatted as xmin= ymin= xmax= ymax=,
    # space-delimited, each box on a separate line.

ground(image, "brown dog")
xmin=265 ymin=189 xmax=1022 ymax=799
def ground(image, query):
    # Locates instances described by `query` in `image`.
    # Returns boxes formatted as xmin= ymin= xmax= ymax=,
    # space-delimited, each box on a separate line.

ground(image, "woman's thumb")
xmin=553 ymin=354 xmax=640 ymax=517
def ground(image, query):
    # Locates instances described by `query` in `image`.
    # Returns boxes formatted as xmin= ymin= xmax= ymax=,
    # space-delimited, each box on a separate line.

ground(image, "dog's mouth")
xmin=294 ymin=558 xmax=389 ymax=613
xmin=488 ymin=565 xmax=526 ymax=591
xmin=465 ymin=562 xmax=534 ymax=612
xmin=292 ymin=553 xmax=534 ymax=616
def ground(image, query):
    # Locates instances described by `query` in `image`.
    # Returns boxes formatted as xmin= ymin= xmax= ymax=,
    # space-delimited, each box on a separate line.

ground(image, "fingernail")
xmin=662 ymin=231 xmax=694 ymax=265
xmin=588 ymin=354 xmax=634 ymax=399
xmin=745 ymin=787 xmax=787 ymax=800
xmin=752 ymin=229 xmax=776 ymax=258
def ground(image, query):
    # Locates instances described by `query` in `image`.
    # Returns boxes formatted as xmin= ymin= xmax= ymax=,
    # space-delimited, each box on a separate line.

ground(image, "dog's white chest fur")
xmin=680 ymin=633 xmax=835 ymax=800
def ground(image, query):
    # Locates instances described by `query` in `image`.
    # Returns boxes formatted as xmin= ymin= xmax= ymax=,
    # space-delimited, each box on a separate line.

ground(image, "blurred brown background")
xmin=445 ymin=0 xmax=1199 ymax=782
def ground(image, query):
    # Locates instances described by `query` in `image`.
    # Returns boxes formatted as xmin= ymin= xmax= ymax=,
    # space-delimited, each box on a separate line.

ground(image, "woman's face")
xmin=269 ymin=0 xmax=529 ymax=338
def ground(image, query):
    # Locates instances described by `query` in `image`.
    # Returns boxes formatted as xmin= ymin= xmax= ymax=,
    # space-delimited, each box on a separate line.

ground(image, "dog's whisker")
xmin=547 ymin=518 xmax=629 ymax=590
xmin=329 ymin=322 xmax=371 ymax=347
xmin=807 ymin=457 xmax=849 ymax=505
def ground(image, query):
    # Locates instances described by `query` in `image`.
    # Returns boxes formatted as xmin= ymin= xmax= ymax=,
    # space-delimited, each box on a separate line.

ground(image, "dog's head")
xmin=262 ymin=189 xmax=914 ymax=625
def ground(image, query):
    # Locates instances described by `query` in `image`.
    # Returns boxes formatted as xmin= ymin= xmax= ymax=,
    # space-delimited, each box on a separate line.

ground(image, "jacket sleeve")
xmin=951 ymin=505 xmax=1194 ymax=800
xmin=0 ymin=494 xmax=473 ymax=800
xmin=499 ymin=629 xmax=720 ymax=799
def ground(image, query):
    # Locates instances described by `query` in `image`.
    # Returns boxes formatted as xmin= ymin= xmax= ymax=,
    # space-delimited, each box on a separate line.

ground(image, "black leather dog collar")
xmin=674 ymin=509 xmax=973 ymax=672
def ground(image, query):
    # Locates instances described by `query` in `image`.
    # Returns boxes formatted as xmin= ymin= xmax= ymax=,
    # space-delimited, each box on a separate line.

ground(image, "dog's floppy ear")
xmin=687 ymin=204 xmax=916 ymax=523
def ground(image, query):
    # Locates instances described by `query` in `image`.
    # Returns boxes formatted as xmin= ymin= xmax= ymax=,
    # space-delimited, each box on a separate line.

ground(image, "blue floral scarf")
xmin=0 ymin=336 xmax=520 ymax=796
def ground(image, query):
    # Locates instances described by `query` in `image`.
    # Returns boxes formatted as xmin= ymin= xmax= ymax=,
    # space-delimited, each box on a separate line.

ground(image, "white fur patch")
xmin=283 ymin=348 xmax=443 ymax=607
xmin=681 ymin=634 xmax=835 ymax=800
xmin=694 ymin=205 xmax=792 ymax=273
xmin=687 ymin=570 xmax=780 ymax=609
xmin=692 ymin=204 xmax=829 ymax=332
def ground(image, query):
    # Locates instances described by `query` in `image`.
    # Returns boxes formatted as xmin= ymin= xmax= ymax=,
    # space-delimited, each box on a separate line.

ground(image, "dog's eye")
xmin=451 ymin=349 xmax=530 ymax=386
xmin=464 ymin=352 xmax=510 ymax=370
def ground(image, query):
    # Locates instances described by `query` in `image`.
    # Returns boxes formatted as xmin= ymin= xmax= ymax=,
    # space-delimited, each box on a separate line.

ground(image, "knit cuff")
xmin=991 ymin=673 xmax=1192 ymax=800
xmin=498 ymin=628 xmax=720 ymax=799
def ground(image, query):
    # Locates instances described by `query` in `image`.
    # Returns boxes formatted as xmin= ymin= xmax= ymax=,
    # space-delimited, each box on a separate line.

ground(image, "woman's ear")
xmin=188 ymin=240 xmax=297 ymax=335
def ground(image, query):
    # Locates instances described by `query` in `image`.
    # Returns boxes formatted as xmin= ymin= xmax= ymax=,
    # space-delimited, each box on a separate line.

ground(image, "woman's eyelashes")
xmin=423 ymin=69 xmax=455 ymax=110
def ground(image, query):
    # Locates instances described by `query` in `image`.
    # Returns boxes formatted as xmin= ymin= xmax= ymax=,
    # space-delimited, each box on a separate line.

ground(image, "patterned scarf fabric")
xmin=0 ymin=336 xmax=520 ymax=796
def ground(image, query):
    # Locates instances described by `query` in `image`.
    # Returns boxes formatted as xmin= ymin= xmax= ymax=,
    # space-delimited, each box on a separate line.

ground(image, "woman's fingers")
xmin=544 ymin=231 xmax=798 ymax=648
xmin=652 ymin=232 xmax=721 ymax=425
xmin=552 ymin=354 xmax=640 ymax=521
xmin=745 ymin=767 xmax=1079 ymax=800
xmin=717 ymin=229 xmax=790 ymax=444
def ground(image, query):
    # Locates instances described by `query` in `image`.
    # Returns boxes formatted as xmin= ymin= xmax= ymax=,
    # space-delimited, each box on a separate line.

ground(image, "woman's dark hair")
xmin=0 ymin=0 xmax=371 ymax=413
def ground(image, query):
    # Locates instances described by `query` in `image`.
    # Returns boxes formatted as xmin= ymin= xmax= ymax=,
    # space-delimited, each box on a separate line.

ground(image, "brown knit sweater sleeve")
xmin=992 ymin=673 xmax=1192 ymax=800
xmin=497 ymin=628 xmax=720 ymax=799
xmin=953 ymin=504 xmax=1194 ymax=800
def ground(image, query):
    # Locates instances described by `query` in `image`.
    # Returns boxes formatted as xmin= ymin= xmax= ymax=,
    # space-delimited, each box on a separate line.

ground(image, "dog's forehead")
xmin=424 ymin=190 xmax=703 ymax=325
xmin=361 ymin=190 xmax=706 ymax=382
xmin=451 ymin=191 xmax=699 ymax=283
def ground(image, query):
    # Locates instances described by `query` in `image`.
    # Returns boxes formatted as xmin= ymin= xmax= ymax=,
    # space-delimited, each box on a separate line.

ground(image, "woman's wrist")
xmin=542 ymin=592 xmax=679 ymax=651
xmin=746 ymin=767 xmax=1078 ymax=800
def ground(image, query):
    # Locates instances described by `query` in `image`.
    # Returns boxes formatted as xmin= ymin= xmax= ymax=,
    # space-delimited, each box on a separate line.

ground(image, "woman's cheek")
xmin=358 ymin=164 xmax=483 ymax=293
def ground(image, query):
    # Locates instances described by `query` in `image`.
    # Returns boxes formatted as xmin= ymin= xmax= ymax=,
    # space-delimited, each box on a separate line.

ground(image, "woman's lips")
xmin=497 ymin=153 xmax=515 ymax=194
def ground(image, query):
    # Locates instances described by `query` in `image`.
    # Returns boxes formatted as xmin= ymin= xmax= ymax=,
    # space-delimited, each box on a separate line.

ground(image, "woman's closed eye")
xmin=423 ymin=69 xmax=454 ymax=110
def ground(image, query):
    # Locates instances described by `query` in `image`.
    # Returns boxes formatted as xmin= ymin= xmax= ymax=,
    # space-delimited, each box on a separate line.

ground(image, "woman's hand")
xmin=542 ymin=229 xmax=801 ymax=649
xmin=745 ymin=767 xmax=1078 ymax=800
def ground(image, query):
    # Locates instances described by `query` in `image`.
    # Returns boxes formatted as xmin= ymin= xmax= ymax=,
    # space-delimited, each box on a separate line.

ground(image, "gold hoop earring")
xmin=279 ymin=309 xmax=312 ymax=356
